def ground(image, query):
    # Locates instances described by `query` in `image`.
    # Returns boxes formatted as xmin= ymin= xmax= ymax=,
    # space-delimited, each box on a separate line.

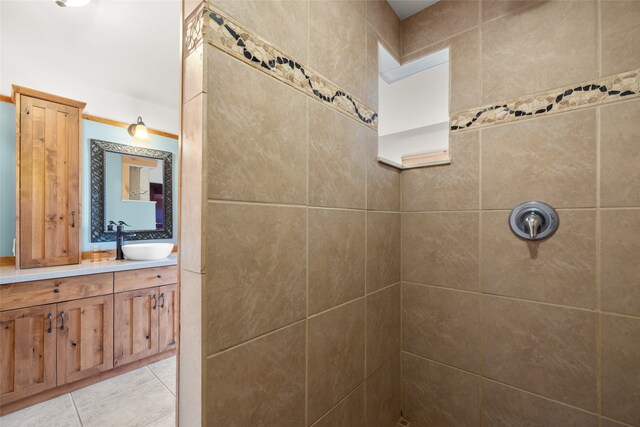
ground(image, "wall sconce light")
xmin=128 ymin=116 xmax=149 ymax=141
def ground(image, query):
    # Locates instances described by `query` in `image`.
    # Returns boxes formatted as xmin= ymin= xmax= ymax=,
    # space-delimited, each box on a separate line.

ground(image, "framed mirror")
xmin=90 ymin=139 xmax=173 ymax=242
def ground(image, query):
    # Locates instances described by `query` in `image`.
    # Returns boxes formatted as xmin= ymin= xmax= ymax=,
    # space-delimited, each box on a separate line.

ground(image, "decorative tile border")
xmin=451 ymin=69 xmax=639 ymax=132
xmin=198 ymin=5 xmax=378 ymax=129
xmin=184 ymin=6 xmax=206 ymax=56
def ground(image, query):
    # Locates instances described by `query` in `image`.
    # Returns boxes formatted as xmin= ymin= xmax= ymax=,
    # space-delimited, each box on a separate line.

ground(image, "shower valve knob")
xmin=509 ymin=201 xmax=559 ymax=241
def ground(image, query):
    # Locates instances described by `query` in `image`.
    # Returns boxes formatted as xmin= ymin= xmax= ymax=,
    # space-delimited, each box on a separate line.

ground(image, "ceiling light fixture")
xmin=127 ymin=116 xmax=149 ymax=141
xmin=55 ymin=0 xmax=91 ymax=7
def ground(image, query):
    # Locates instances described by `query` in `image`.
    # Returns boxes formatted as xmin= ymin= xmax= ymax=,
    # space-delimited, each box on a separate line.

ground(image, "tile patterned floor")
xmin=0 ymin=357 xmax=176 ymax=427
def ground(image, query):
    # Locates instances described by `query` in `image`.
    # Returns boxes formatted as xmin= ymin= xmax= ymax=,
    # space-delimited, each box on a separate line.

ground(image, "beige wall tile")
xmin=482 ymin=296 xmax=597 ymax=410
xmin=366 ymin=284 xmax=400 ymax=375
xmin=366 ymin=212 xmax=400 ymax=293
xmin=366 ymin=128 xmax=401 ymax=212
xmin=365 ymin=353 xmax=401 ymax=427
xmin=402 ymin=352 xmax=480 ymax=427
xmin=601 ymin=314 xmax=640 ymax=426
xmin=481 ymin=209 xmax=596 ymax=309
xmin=601 ymin=209 xmax=640 ymax=317
xmin=402 ymin=29 xmax=480 ymax=114
xmin=183 ymin=44 xmax=204 ymax=103
xmin=482 ymin=109 xmax=597 ymax=209
xmin=601 ymin=0 xmax=640 ymax=76
xmin=600 ymin=419 xmax=631 ymax=427
xmin=481 ymin=0 xmax=543 ymax=23
xmin=309 ymin=208 xmax=365 ymax=315
xmin=402 ymin=130 xmax=479 ymax=211
xmin=482 ymin=379 xmax=597 ymax=427
xmin=601 ymin=99 xmax=640 ymax=208
xmin=308 ymin=299 xmax=366 ymax=424
xmin=365 ymin=25 xmax=380 ymax=111
xmin=403 ymin=283 xmax=480 ymax=373
xmin=402 ymin=212 xmax=479 ymax=291
xmin=183 ymin=0 xmax=203 ymax=20
xmin=309 ymin=102 xmax=367 ymax=209
xmin=206 ymin=322 xmax=306 ymax=426
xmin=178 ymin=270 xmax=203 ymax=427
xmin=180 ymin=94 xmax=206 ymax=274
xmin=211 ymin=0 xmax=309 ymax=62
xmin=312 ymin=384 xmax=365 ymax=427
xmin=309 ymin=0 xmax=367 ymax=102
xmin=206 ymin=202 xmax=306 ymax=354
xmin=366 ymin=0 xmax=401 ymax=57
xmin=482 ymin=0 xmax=598 ymax=104
xmin=207 ymin=49 xmax=307 ymax=205
xmin=401 ymin=1 xmax=479 ymax=57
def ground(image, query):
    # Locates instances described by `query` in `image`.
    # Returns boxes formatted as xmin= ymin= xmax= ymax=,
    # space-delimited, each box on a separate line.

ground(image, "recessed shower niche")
xmin=377 ymin=45 xmax=450 ymax=169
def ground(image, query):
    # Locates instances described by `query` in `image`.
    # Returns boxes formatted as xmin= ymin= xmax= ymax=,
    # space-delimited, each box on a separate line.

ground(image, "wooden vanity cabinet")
xmin=0 ymin=305 xmax=57 ymax=404
xmin=56 ymin=296 xmax=113 ymax=385
xmin=113 ymin=282 xmax=178 ymax=366
xmin=0 ymin=266 xmax=177 ymax=414
xmin=113 ymin=288 xmax=159 ymax=367
xmin=158 ymin=284 xmax=177 ymax=353
xmin=13 ymin=86 xmax=85 ymax=269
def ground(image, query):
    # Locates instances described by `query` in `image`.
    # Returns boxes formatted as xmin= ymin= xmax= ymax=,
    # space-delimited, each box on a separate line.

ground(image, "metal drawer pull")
xmin=157 ymin=274 xmax=162 ymax=278
xmin=159 ymin=293 xmax=165 ymax=309
xmin=71 ymin=211 xmax=76 ymax=228
xmin=60 ymin=311 xmax=65 ymax=331
xmin=53 ymin=288 xmax=61 ymax=294
xmin=152 ymin=294 xmax=157 ymax=310
xmin=47 ymin=313 xmax=53 ymax=333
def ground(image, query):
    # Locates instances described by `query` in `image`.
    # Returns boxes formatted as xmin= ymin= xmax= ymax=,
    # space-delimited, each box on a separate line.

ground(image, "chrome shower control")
xmin=509 ymin=201 xmax=559 ymax=241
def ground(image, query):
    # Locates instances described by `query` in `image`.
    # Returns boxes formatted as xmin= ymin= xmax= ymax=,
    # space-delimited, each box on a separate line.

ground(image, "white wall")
xmin=0 ymin=0 xmax=179 ymax=134
xmin=378 ymin=62 xmax=449 ymax=136
xmin=1 ymin=61 xmax=178 ymax=134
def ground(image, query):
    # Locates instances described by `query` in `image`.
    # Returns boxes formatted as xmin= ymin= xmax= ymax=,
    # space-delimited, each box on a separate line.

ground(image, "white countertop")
xmin=0 ymin=256 xmax=178 ymax=285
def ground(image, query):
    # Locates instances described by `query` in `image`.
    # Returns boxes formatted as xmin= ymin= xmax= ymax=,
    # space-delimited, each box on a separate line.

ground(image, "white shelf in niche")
xmin=377 ymin=121 xmax=451 ymax=170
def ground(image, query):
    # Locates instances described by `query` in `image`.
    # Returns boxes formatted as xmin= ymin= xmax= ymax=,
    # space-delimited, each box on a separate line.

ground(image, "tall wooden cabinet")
xmin=12 ymin=86 xmax=85 ymax=269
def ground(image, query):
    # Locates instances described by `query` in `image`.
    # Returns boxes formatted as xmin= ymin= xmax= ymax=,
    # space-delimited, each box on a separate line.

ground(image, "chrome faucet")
xmin=108 ymin=221 xmax=136 ymax=260
xmin=523 ymin=212 xmax=542 ymax=239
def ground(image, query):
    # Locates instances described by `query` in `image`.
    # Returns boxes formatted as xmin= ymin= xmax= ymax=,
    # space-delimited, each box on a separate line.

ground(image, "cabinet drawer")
xmin=114 ymin=266 xmax=177 ymax=293
xmin=0 ymin=273 xmax=113 ymax=312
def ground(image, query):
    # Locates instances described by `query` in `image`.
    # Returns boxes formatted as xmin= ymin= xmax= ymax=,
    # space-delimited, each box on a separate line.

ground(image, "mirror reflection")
xmin=105 ymin=153 xmax=165 ymax=231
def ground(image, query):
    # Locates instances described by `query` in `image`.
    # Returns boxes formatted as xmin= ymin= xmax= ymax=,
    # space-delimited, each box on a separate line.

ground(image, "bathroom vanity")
xmin=0 ymin=258 xmax=178 ymax=415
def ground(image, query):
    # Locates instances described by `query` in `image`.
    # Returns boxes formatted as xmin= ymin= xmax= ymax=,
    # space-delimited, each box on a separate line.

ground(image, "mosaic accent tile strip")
xmin=203 ymin=5 xmax=378 ymax=129
xmin=451 ymin=69 xmax=640 ymax=132
xmin=184 ymin=5 xmax=206 ymax=56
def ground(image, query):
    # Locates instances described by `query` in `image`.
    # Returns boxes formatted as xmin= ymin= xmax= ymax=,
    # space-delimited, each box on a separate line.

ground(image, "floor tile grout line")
xmin=146 ymin=363 xmax=177 ymax=398
xmin=69 ymin=393 xmax=84 ymax=427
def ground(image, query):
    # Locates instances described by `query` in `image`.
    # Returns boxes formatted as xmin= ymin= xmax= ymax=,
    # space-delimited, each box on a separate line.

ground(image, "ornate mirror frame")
xmin=90 ymin=139 xmax=174 ymax=242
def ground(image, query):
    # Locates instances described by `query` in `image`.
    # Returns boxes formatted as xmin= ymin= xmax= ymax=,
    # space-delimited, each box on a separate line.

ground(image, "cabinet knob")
xmin=156 ymin=274 xmax=162 ymax=278
xmin=53 ymin=288 xmax=61 ymax=294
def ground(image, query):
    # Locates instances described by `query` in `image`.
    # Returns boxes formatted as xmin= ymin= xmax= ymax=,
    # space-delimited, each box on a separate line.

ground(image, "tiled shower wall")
xmin=180 ymin=0 xmax=403 ymax=425
xmin=400 ymin=1 xmax=640 ymax=427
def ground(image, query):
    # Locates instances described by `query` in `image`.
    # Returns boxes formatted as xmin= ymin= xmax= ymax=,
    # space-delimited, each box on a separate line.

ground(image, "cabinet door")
xmin=0 ymin=305 xmax=57 ymax=404
xmin=113 ymin=288 xmax=159 ymax=367
xmin=56 ymin=296 xmax=113 ymax=385
xmin=18 ymin=95 xmax=81 ymax=268
xmin=157 ymin=284 xmax=177 ymax=353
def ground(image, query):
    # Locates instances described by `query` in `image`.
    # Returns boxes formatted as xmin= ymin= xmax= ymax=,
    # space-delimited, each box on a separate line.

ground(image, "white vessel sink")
xmin=121 ymin=243 xmax=173 ymax=261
